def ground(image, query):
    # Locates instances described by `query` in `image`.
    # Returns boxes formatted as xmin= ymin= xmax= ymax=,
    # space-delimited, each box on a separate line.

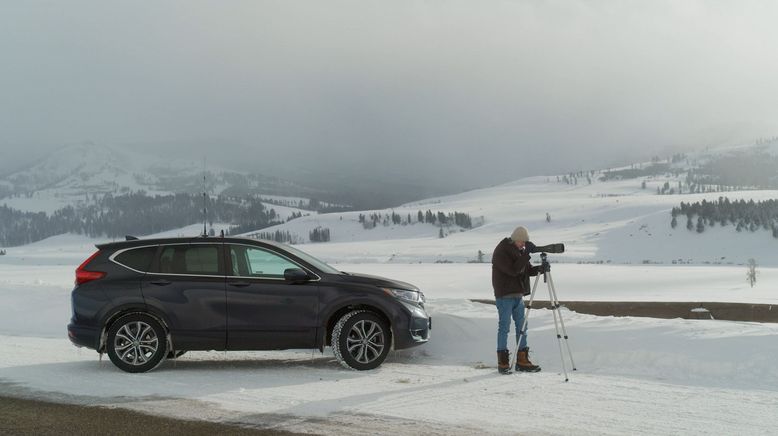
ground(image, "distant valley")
xmin=2 ymin=139 xmax=778 ymax=270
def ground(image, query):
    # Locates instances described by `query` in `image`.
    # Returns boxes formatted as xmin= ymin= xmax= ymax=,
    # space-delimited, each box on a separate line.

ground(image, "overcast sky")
xmin=2 ymin=1 xmax=778 ymax=186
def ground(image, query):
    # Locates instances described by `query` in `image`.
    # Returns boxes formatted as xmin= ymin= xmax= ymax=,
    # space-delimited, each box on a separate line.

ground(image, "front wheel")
xmin=106 ymin=313 xmax=167 ymax=373
xmin=332 ymin=310 xmax=391 ymax=370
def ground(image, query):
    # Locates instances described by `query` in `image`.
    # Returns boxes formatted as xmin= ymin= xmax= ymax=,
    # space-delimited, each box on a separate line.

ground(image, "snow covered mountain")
xmin=0 ymin=142 xmax=329 ymax=214
xmin=1 ymin=142 xmax=151 ymax=197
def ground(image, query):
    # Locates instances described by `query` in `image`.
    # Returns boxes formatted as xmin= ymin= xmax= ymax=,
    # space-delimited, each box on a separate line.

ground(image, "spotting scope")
xmin=531 ymin=243 xmax=565 ymax=254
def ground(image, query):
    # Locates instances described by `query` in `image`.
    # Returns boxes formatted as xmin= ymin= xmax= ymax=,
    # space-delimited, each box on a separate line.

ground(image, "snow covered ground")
xmin=1 ymin=298 xmax=777 ymax=435
xmin=2 ymin=233 xmax=778 ymax=435
xmin=3 ymin=164 xmax=778 ymax=434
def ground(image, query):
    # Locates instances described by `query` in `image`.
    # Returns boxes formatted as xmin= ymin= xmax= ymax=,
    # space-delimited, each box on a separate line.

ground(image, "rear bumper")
xmin=67 ymin=323 xmax=99 ymax=350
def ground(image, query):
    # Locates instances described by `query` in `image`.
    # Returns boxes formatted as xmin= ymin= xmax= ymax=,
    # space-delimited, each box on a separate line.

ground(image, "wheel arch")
xmin=322 ymin=303 xmax=393 ymax=351
xmin=98 ymin=307 xmax=173 ymax=354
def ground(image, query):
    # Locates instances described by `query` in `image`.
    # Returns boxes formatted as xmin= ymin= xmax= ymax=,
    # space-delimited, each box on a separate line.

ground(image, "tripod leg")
xmin=546 ymin=274 xmax=569 ymax=382
xmin=547 ymin=272 xmax=577 ymax=371
xmin=509 ymin=274 xmax=541 ymax=372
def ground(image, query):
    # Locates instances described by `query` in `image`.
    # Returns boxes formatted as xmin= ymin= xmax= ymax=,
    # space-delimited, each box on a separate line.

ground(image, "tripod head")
xmin=539 ymin=252 xmax=551 ymax=282
xmin=531 ymin=243 xmax=562 ymax=282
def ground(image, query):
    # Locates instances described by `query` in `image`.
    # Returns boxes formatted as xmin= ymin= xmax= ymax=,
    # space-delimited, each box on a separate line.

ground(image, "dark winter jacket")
xmin=491 ymin=238 xmax=541 ymax=298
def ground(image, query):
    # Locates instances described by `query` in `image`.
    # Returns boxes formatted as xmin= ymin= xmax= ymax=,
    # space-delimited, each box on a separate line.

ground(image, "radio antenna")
xmin=202 ymin=157 xmax=207 ymax=237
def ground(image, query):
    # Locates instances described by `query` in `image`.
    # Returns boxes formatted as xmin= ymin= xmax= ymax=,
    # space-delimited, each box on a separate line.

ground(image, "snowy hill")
xmin=3 ymin=139 xmax=776 ymax=267
xmin=0 ymin=142 xmax=331 ymax=214
xmin=3 ymin=142 xmax=196 ymax=196
xmin=248 ymin=142 xmax=778 ymax=267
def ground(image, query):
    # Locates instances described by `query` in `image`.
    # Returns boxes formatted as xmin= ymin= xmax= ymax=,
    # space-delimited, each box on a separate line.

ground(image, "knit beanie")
xmin=510 ymin=226 xmax=529 ymax=242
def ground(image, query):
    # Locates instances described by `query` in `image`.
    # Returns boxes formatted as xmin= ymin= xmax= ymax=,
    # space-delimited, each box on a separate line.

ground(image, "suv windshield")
xmin=278 ymin=243 xmax=340 ymax=274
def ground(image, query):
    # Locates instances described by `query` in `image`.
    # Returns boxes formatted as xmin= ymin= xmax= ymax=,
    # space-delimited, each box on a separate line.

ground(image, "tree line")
xmin=243 ymin=230 xmax=299 ymax=244
xmin=258 ymin=196 xmax=351 ymax=214
xmin=671 ymin=197 xmax=778 ymax=237
xmin=308 ymin=227 xmax=331 ymax=242
xmin=601 ymin=163 xmax=677 ymax=182
xmin=0 ymin=192 xmax=284 ymax=247
xmin=685 ymin=151 xmax=778 ymax=190
xmin=242 ymin=227 xmax=331 ymax=244
xmin=557 ymin=170 xmax=597 ymax=185
xmin=358 ymin=210 xmax=474 ymax=229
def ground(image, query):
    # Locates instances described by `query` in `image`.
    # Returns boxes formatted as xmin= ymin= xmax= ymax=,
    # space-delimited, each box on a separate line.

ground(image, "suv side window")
xmin=158 ymin=244 xmax=222 ymax=275
xmin=113 ymin=246 xmax=157 ymax=272
xmin=228 ymin=245 xmax=300 ymax=279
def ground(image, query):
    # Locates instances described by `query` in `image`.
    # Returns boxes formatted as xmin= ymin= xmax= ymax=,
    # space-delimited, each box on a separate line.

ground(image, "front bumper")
xmin=393 ymin=301 xmax=431 ymax=349
xmin=409 ymin=315 xmax=431 ymax=342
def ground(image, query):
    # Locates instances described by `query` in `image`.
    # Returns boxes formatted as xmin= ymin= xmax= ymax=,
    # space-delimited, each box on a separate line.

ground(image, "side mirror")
xmin=284 ymin=268 xmax=311 ymax=283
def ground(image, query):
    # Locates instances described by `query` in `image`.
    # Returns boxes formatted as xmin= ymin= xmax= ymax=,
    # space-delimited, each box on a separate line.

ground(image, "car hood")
xmin=339 ymin=272 xmax=418 ymax=291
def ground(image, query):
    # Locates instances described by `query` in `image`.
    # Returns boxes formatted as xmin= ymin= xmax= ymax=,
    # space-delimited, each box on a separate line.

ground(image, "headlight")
xmin=383 ymin=288 xmax=424 ymax=304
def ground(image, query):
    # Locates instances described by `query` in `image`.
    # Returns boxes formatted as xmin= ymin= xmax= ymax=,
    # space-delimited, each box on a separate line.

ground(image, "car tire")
xmin=106 ymin=313 xmax=167 ymax=373
xmin=332 ymin=310 xmax=391 ymax=370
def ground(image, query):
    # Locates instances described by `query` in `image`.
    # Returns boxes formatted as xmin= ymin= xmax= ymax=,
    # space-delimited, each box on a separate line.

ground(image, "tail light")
xmin=75 ymin=250 xmax=106 ymax=285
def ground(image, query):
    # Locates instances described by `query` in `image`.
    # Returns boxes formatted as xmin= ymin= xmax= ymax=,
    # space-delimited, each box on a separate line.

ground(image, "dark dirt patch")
xmin=0 ymin=396 xmax=306 ymax=436
xmin=471 ymin=300 xmax=778 ymax=323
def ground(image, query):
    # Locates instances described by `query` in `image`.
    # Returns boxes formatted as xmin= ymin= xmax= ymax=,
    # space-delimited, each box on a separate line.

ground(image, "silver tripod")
xmin=511 ymin=253 xmax=577 ymax=381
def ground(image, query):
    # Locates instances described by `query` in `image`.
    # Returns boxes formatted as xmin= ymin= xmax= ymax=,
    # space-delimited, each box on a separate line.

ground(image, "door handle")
xmin=228 ymin=281 xmax=250 ymax=288
xmin=150 ymin=279 xmax=171 ymax=286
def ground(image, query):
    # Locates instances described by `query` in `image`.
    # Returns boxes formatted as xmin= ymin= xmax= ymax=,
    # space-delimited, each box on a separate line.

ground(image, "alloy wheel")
xmin=113 ymin=321 xmax=159 ymax=366
xmin=346 ymin=319 xmax=385 ymax=364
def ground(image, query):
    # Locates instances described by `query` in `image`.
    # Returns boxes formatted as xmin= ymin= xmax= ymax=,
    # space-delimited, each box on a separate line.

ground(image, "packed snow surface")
xmin=2 ymin=233 xmax=778 ymax=435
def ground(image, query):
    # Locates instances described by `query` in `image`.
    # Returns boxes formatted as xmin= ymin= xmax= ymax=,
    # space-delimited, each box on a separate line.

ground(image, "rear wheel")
xmin=106 ymin=314 xmax=167 ymax=373
xmin=332 ymin=310 xmax=391 ymax=370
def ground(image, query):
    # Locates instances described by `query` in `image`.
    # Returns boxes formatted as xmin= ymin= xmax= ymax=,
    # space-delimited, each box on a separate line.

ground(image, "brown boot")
xmin=516 ymin=347 xmax=541 ymax=372
xmin=497 ymin=350 xmax=511 ymax=374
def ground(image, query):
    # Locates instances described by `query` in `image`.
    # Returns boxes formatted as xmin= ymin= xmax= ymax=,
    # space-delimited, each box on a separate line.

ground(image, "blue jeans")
xmin=496 ymin=296 xmax=528 ymax=351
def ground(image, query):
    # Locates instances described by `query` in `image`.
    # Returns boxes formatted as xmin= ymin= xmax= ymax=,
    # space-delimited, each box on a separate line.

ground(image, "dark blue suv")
xmin=68 ymin=236 xmax=430 ymax=372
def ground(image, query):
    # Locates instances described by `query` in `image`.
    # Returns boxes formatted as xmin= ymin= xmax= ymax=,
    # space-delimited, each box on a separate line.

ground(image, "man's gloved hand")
xmin=524 ymin=241 xmax=537 ymax=253
xmin=542 ymin=262 xmax=551 ymax=273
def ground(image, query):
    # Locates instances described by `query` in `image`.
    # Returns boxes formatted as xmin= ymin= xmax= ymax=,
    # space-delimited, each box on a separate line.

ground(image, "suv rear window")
xmin=158 ymin=244 xmax=221 ymax=275
xmin=113 ymin=246 xmax=157 ymax=272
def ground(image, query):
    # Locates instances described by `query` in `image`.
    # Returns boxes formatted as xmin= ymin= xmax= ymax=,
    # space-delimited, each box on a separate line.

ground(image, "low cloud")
xmin=2 ymin=1 xmax=777 ymax=185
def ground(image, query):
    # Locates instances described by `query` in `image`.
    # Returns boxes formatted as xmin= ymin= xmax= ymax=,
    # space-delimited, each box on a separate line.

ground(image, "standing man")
xmin=492 ymin=226 xmax=544 ymax=374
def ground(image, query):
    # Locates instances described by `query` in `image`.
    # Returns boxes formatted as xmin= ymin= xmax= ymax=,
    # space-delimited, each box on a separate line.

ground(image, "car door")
xmin=140 ymin=242 xmax=227 ymax=350
xmin=225 ymin=243 xmax=319 ymax=350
